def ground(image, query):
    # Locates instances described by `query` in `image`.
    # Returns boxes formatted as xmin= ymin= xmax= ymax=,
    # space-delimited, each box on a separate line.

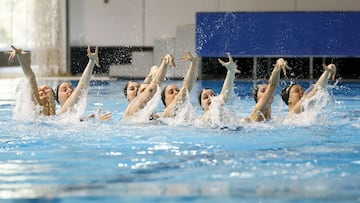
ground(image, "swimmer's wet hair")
xmin=50 ymin=88 xmax=56 ymax=101
xmin=55 ymin=84 xmax=60 ymax=104
xmin=161 ymin=85 xmax=168 ymax=107
xmin=281 ymin=84 xmax=296 ymax=106
xmin=123 ymin=82 xmax=129 ymax=98
xmin=253 ymin=86 xmax=259 ymax=103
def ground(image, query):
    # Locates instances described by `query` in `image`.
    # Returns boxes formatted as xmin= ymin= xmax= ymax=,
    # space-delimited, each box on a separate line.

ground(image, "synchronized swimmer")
xmin=9 ymin=45 xmax=337 ymax=125
xmin=9 ymin=45 xmax=111 ymax=121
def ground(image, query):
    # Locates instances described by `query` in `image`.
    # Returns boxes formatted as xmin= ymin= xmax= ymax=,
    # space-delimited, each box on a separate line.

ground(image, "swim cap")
xmin=281 ymin=84 xmax=295 ymax=105
xmin=161 ymin=85 xmax=168 ymax=106
xmin=253 ymin=86 xmax=259 ymax=103
xmin=55 ymin=84 xmax=60 ymax=104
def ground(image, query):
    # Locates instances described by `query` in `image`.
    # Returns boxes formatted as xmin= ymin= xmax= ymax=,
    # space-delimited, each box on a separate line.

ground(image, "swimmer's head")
xmin=199 ymin=88 xmax=216 ymax=111
xmin=281 ymin=84 xmax=304 ymax=106
xmin=161 ymin=84 xmax=180 ymax=107
xmin=38 ymin=85 xmax=55 ymax=102
xmin=253 ymin=84 xmax=268 ymax=103
xmin=124 ymin=81 xmax=139 ymax=102
xmin=55 ymin=82 xmax=73 ymax=106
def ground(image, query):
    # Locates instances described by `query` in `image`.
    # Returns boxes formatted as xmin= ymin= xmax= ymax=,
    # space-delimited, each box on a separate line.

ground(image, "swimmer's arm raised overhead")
xmin=292 ymin=63 xmax=336 ymax=114
xmin=59 ymin=46 xmax=99 ymax=114
xmin=306 ymin=63 xmax=336 ymax=98
xmin=218 ymin=53 xmax=239 ymax=103
xmin=8 ymin=45 xmax=41 ymax=106
xmin=151 ymin=54 xmax=175 ymax=87
xmin=143 ymin=65 xmax=158 ymax=84
xmin=250 ymin=58 xmax=287 ymax=121
xmin=180 ymin=52 xmax=198 ymax=95
xmin=124 ymin=54 xmax=175 ymax=119
xmin=162 ymin=52 xmax=198 ymax=118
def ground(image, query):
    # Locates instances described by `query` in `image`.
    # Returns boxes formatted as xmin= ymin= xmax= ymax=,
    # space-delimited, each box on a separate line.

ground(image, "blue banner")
xmin=196 ymin=12 xmax=360 ymax=57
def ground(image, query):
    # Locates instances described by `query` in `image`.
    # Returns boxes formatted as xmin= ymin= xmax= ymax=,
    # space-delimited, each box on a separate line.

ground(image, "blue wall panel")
xmin=196 ymin=12 xmax=360 ymax=57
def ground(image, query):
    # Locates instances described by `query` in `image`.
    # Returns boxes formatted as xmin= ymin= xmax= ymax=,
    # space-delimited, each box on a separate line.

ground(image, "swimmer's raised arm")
xmin=9 ymin=45 xmax=41 ymax=105
xmin=250 ymin=58 xmax=287 ymax=121
xmin=124 ymin=54 xmax=175 ymax=120
xmin=307 ymin=63 xmax=336 ymax=98
xmin=218 ymin=53 xmax=239 ymax=103
xmin=180 ymin=52 xmax=198 ymax=93
xmin=152 ymin=54 xmax=175 ymax=87
xmin=59 ymin=46 xmax=99 ymax=114
xmin=162 ymin=52 xmax=198 ymax=118
xmin=291 ymin=63 xmax=336 ymax=114
xmin=143 ymin=65 xmax=158 ymax=84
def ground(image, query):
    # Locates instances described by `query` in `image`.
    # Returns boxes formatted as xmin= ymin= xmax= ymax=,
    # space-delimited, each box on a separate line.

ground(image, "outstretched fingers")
xmin=218 ymin=53 xmax=239 ymax=73
xmin=7 ymin=45 xmax=25 ymax=63
xmin=7 ymin=50 xmax=16 ymax=63
xmin=274 ymin=58 xmax=289 ymax=77
xmin=227 ymin=52 xmax=234 ymax=63
xmin=163 ymin=54 xmax=176 ymax=67
xmin=281 ymin=64 xmax=289 ymax=78
xmin=180 ymin=52 xmax=193 ymax=62
xmin=87 ymin=46 xmax=100 ymax=67
xmin=100 ymin=112 xmax=112 ymax=120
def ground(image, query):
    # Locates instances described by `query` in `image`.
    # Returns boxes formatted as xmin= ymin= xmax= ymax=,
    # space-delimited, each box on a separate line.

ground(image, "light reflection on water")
xmin=0 ymin=79 xmax=359 ymax=202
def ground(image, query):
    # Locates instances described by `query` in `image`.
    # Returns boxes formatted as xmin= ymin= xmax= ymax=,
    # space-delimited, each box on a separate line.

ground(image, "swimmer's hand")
xmin=8 ymin=45 xmax=27 ymax=63
xmin=274 ymin=58 xmax=290 ymax=78
xmin=88 ymin=108 xmax=112 ymax=121
xmin=180 ymin=52 xmax=195 ymax=62
xmin=218 ymin=52 xmax=240 ymax=73
xmin=97 ymin=108 xmax=112 ymax=121
xmin=323 ymin=63 xmax=336 ymax=80
xmin=162 ymin=54 xmax=176 ymax=67
xmin=87 ymin=46 xmax=100 ymax=67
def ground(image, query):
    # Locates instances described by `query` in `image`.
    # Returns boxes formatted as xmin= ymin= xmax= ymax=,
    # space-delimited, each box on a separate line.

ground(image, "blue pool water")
xmin=0 ymin=78 xmax=359 ymax=202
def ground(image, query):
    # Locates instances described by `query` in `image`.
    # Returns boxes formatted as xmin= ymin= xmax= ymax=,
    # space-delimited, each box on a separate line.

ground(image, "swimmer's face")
xmin=58 ymin=82 xmax=73 ymax=106
xmin=138 ymin=84 xmax=149 ymax=94
xmin=201 ymin=89 xmax=216 ymax=111
xmin=164 ymin=84 xmax=180 ymax=106
xmin=288 ymin=84 xmax=304 ymax=106
xmin=38 ymin=85 xmax=55 ymax=102
xmin=256 ymin=84 xmax=269 ymax=103
xmin=126 ymin=81 xmax=139 ymax=101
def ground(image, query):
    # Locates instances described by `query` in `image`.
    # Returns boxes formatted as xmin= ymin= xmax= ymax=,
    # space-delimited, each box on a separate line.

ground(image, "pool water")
xmin=0 ymin=78 xmax=359 ymax=202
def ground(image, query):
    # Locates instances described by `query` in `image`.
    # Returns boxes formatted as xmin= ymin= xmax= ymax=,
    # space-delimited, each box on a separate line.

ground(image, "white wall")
xmin=69 ymin=0 xmax=360 ymax=47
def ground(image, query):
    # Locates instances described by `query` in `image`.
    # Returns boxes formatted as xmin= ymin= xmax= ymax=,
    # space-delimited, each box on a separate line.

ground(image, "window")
xmin=0 ymin=0 xmax=34 ymax=50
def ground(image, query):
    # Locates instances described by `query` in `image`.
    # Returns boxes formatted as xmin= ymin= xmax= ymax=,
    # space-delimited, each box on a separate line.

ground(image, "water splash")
xmin=283 ymin=86 xmax=335 ymax=126
xmin=198 ymin=96 xmax=240 ymax=129
xmin=163 ymin=94 xmax=197 ymax=126
xmin=57 ymin=92 xmax=88 ymax=123
xmin=13 ymin=79 xmax=41 ymax=120
xmin=130 ymin=85 xmax=162 ymax=123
